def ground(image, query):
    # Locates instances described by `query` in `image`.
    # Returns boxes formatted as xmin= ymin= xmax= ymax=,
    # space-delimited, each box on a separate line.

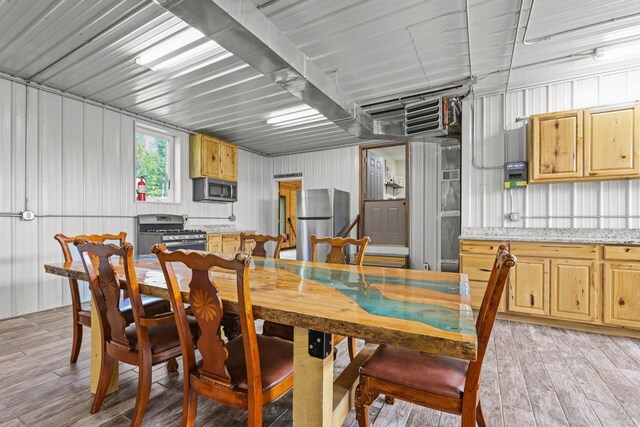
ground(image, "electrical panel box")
xmin=504 ymin=161 xmax=528 ymax=189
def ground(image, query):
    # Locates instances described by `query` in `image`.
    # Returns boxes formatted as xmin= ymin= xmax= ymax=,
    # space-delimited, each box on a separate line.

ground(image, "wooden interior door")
xmin=530 ymin=110 xmax=583 ymax=182
xmin=584 ymin=105 xmax=640 ymax=178
xmin=279 ymin=180 xmax=302 ymax=249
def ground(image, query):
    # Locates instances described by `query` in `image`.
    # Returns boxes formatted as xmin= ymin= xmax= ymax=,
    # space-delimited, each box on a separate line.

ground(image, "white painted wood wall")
xmin=271 ymin=146 xmax=361 ymax=229
xmin=463 ymin=67 xmax=640 ymax=229
xmin=0 ymin=77 xmax=272 ymax=319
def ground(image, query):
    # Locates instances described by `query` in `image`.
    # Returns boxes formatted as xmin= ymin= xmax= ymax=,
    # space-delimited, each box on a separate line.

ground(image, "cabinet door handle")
xmin=530 ymin=294 xmax=535 ymax=307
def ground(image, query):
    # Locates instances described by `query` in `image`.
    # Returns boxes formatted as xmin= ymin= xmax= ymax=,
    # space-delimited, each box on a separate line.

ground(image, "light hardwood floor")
xmin=1 ymin=306 xmax=640 ymax=426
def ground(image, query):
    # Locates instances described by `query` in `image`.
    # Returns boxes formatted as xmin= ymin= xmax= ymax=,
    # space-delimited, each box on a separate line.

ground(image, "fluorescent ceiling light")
xmin=136 ymin=27 xmax=231 ymax=73
xmin=267 ymin=107 xmax=322 ymax=125
xmin=173 ymin=53 xmax=237 ymax=77
xmin=137 ymin=28 xmax=204 ymax=67
xmin=272 ymin=115 xmax=326 ymax=127
xmin=595 ymin=41 xmax=640 ymax=61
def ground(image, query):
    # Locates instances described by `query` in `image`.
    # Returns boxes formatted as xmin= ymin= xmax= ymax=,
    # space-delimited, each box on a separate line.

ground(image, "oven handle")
xmin=163 ymin=240 xmax=207 ymax=247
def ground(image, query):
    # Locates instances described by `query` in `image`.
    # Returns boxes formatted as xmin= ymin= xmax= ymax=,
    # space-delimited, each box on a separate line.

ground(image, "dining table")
xmin=45 ymin=255 xmax=477 ymax=427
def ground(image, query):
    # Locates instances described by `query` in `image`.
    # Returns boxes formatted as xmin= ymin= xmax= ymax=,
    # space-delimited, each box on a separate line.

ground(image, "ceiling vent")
xmin=405 ymin=97 xmax=449 ymax=137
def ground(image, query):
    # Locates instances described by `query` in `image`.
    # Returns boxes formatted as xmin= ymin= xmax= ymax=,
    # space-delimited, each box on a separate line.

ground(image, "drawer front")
xmin=460 ymin=241 xmax=503 ymax=256
xmin=222 ymin=234 xmax=240 ymax=241
xmin=460 ymin=254 xmax=495 ymax=282
xmin=604 ymin=246 xmax=640 ymax=262
xmin=461 ymin=240 xmax=599 ymax=260
xmin=511 ymin=242 xmax=599 ymax=260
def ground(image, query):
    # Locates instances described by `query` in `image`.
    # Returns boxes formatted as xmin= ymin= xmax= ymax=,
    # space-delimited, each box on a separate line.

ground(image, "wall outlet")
xmin=508 ymin=212 xmax=521 ymax=222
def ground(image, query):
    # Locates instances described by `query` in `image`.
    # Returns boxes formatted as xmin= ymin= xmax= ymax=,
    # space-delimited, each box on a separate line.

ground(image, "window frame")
xmin=134 ymin=123 xmax=181 ymax=204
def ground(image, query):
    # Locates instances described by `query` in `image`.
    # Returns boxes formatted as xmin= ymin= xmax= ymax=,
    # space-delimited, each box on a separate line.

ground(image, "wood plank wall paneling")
xmin=463 ymin=67 xmax=640 ymax=229
xmin=0 ymin=78 xmax=273 ymax=319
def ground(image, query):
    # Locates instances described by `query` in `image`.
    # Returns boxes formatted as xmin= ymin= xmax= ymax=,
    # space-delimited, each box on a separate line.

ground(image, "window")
xmin=135 ymin=125 xmax=179 ymax=203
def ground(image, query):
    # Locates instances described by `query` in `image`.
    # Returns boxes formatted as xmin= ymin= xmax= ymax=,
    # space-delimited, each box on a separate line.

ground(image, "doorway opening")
xmin=278 ymin=180 xmax=302 ymax=258
xmin=359 ymin=143 xmax=409 ymax=247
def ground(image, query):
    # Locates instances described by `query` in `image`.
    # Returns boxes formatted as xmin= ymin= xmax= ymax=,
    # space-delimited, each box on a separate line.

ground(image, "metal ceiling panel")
xmin=0 ymin=0 xmax=639 ymax=154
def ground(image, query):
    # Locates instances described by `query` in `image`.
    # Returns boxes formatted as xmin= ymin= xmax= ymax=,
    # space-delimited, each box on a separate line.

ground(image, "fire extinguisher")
xmin=136 ymin=176 xmax=147 ymax=202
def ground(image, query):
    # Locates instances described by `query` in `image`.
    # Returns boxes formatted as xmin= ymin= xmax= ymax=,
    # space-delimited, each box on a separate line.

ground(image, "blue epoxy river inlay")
xmin=253 ymin=259 xmax=476 ymax=335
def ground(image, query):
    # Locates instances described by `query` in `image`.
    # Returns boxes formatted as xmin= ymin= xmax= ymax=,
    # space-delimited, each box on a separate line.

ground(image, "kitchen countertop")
xmin=460 ymin=227 xmax=640 ymax=245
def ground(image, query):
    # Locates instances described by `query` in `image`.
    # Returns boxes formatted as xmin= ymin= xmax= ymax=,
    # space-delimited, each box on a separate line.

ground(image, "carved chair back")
xmin=465 ymin=244 xmax=516 ymax=394
xmin=75 ymin=240 xmax=144 ymax=348
xmin=310 ymin=235 xmax=371 ymax=266
xmin=55 ymin=232 xmax=127 ymax=305
xmin=240 ymin=233 xmax=286 ymax=258
xmin=152 ymin=245 xmax=260 ymax=391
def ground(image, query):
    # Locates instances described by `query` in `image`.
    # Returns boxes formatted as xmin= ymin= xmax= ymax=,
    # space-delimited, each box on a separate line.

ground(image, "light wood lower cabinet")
xmin=461 ymin=240 xmax=640 ymax=335
xmin=508 ymin=258 xmax=549 ymax=316
xmin=604 ymin=262 xmax=640 ymax=328
xmin=460 ymin=254 xmax=505 ymax=311
xmin=208 ymin=233 xmax=242 ymax=254
xmin=550 ymin=259 xmax=597 ymax=322
xmin=222 ymin=234 xmax=241 ymax=254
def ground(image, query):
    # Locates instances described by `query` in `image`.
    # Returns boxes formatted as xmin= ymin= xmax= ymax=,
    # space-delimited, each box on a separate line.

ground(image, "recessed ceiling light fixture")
xmin=267 ymin=106 xmax=324 ymax=126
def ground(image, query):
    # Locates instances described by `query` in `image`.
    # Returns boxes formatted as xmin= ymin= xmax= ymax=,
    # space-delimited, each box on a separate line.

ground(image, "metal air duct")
xmin=155 ymin=0 xmax=406 ymax=140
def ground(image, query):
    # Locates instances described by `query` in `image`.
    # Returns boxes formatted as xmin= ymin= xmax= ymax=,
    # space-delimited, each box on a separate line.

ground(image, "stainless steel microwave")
xmin=192 ymin=178 xmax=237 ymax=203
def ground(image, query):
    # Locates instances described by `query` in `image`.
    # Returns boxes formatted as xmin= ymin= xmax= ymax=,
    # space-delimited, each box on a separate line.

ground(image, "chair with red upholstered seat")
xmin=76 ymin=240 xmax=197 ymax=427
xmin=354 ymin=244 xmax=516 ymax=427
xmin=153 ymin=245 xmax=294 ymax=427
xmin=54 ymin=232 xmax=170 ymax=364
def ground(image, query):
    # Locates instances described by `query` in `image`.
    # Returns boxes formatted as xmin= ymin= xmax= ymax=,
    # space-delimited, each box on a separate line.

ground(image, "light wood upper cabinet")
xmin=529 ymin=104 xmax=640 ymax=183
xmin=584 ymin=105 xmax=640 ymax=178
xmin=508 ymin=257 xmax=549 ymax=316
xmin=220 ymin=141 xmax=238 ymax=182
xmin=604 ymin=262 xmax=640 ymax=329
xmin=190 ymin=134 xmax=238 ymax=181
xmin=550 ymin=259 xmax=597 ymax=323
xmin=529 ymin=110 xmax=583 ymax=183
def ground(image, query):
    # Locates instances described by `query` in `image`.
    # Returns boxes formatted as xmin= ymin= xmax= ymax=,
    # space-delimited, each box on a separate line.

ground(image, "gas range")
xmin=136 ymin=214 xmax=207 ymax=255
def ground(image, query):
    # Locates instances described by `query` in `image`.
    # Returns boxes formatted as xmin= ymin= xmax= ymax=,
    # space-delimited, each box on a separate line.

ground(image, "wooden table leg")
xmin=90 ymin=297 xmax=119 ymax=395
xmin=293 ymin=327 xmax=334 ymax=427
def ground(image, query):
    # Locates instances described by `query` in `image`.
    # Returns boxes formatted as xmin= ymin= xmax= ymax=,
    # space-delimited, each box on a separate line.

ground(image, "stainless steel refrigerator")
xmin=296 ymin=189 xmax=350 ymax=261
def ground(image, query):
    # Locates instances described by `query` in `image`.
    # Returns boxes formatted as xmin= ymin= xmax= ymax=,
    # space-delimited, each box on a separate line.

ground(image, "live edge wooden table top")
xmin=45 ymin=256 xmax=477 ymax=360
xmin=45 ymin=256 xmax=475 ymax=427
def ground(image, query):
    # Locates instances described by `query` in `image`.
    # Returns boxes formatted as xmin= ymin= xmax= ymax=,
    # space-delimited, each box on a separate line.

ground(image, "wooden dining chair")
xmin=75 ymin=240 xmax=197 ymax=427
xmin=311 ymin=235 xmax=371 ymax=267
xmin=54 ymin=232 xmax=170 ymax=364
xmin=152 ymin=245 xmax=294 ymax=427
xmin=239 ymin=232 xmax=286 ymax=258
xmin=312 ymin=234 xmax=371 ymax=359
xmin=354 ymin=244 xmax=517 ymax=427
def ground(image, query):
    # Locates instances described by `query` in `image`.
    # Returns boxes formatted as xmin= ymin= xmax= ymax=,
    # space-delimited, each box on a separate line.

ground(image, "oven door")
xmin=162 ymin=240 xmax=207 ymax=251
